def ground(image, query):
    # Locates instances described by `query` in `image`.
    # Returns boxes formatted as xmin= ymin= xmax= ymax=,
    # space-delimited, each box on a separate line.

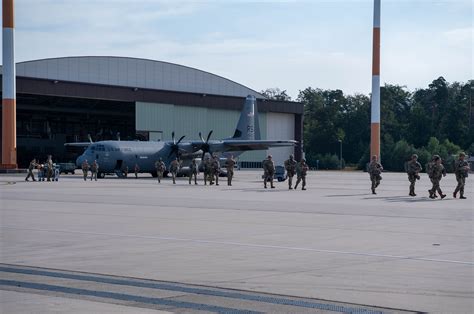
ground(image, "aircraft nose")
xmin=76 ymin=155 xmax=84 ymax=168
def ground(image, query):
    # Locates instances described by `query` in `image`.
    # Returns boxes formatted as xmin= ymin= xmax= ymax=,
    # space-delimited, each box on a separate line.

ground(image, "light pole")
xmin=338 ymin=140 xmax=343 ymax=170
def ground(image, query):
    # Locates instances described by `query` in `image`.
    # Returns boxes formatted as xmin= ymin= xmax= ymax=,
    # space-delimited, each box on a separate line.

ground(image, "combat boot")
xmin=271 ymin=185 xmax=275 ymax=189
xmin=460 ymin=192 xmax=466 ymax=199
xmin=302 ymin=186 xmax=306 ymax=190
xmin=371 ymin=188 xmax=376 ymax=195
xmin=453 ymin=191 xmax=457 ymax=198
xmin=440 ymin=194 xmax=446 ymax=199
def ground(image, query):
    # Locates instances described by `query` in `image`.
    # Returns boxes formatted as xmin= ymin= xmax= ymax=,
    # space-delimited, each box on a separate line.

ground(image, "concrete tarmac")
xmin=0 ymin=170 xmax=472 ymax=313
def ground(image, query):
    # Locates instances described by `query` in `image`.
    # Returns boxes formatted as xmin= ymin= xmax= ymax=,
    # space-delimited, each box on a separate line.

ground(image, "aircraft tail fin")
xmin=231 ymin=95 xmax=261 ymax=140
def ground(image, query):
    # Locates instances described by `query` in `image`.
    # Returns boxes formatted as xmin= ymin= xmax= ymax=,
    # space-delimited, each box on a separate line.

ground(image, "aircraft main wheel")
xmin=98 ymin=172 xmax=106 ymax=179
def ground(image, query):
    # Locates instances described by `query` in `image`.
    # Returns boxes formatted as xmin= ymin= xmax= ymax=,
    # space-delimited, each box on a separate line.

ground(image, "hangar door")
xmin=266 ymin=112 xmax=295 ymax=166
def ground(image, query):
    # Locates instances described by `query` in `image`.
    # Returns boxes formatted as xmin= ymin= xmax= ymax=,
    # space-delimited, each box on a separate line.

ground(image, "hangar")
xmin=0 ymin=56 xmax=303 ymax=168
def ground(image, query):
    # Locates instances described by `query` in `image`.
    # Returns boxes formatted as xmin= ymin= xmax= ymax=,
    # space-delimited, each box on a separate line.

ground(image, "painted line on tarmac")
xmin=0 ymin=279 xmax=261 ymax=314
xmin=4 ymin=225 xmax=474 ymax=266
xmin=0 ymin=267 xmax=387 ymax=314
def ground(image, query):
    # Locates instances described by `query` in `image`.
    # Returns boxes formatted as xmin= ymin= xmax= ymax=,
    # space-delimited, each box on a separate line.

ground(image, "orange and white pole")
xmin=370 ymin=0 xmax=381 ymax=160
xmin=2 ymin=0 xmax=17 ymax=168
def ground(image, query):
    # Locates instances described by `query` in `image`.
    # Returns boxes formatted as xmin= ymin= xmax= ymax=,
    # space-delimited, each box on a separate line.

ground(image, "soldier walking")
xmin=90 ymin=160 xmax=99 ymax=181
xmin=368 ymin=155 xmax=383 ymax=194
xmin=211 ymin=154 xmax=221 ymax=186
xmin=169 ymin=158 xmax=179 ymax=184
xmin=262 ymin=155 xmax=275 ymax=189
xmin=134 ymin=163 xmax=140 ymax=179
xmin=155 ymin=158 xmax=166 ymax=183
xmin=189 ymin=158 xmax=198 ymax=185
xmin=428 ymin=155 xmax=446 ymax=199
xmin=284 ymin=154 xmax=297 ymax=189
xmin=203 ymin=154 xmax=212 ymax=185
xmin=453 ymin=152 xmax=469 ymax=199
xmin=25 ymin=158 xmax=37 ymax=182
xmin=82 ymin=159 xmax=90 ymax=181
xmin=406 ymin=154 xmax=422 ymax=196
xmin=225 ymin=155 xmax=236 ymax=186
xmin=294 ymin=158 xmax=309 ymax=190
xmin=46 ymin=155 xmax=54 ymax=182
xmin=426 ymin=156 xmax=439 ymax=198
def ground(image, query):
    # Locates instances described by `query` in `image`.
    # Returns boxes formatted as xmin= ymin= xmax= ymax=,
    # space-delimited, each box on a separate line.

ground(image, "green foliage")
xmin=299 ymin=77 xmax=472 ymax=171
xmin=311 ymin=153 xmax=343 ymax=170
xmin=261 ymin=88 xmax=292 ymax=101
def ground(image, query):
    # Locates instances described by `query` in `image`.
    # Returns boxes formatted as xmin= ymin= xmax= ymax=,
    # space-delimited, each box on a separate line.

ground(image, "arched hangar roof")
xmin=2 ymin=56 xmax=264 ymax=98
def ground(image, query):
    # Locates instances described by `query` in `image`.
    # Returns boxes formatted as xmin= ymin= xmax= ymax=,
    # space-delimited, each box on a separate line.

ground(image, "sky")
xmin=1 ymin=0 xmax=472 ymax=99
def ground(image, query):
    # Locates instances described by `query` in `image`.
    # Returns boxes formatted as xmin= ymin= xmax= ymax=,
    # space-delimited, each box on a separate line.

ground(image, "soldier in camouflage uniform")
xmin=262 ymin=155 xmax=275 ymax=189
xmin=134 ymin=163 xmax=140 ymax=179
xmin=46 ymin=155 xmax=54 ymax=182
xmin=284 ymin=154 xmax=297 ymax=190
xmin=453 ymin=152 xmax=469 ymax=199
xmin=189 ymin=158 xmax=198 ymax=185
xmin=368 ymin=155 xmax=383 ymax=194
xmin=203 ymin=154 xmax=212 ymax=185
xmin=406 ymin=154 xmax=422 ymax=196
xmin=426 ymin=156 xmax=439 ymax=198
xmin=211 ymin=154 xmax=221 ymax=186
xmin=169 ymin=158 xmax=179 ymax=184
xmin=428 ymin=155 xmax=446 ymax=199
xmin=294 ymin=158 xmax=309 ymax=190
xmin=81 ymin=159 xmax=89 ymax=181
xmin=90 ymin=160 xmax=99 ymax=181
xmin=25 ymin=158 xmax=37 ymax=182
xmin=225 ymin=155 xmax=236 ymax=186
xmin=155 ymin=158 xmax=166 ymax=183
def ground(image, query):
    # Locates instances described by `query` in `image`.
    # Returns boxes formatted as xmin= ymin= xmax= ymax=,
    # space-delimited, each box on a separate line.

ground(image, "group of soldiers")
xmin=154 ymin=154 xmax=236 ymax=186
xmin=368 ymin=152 xmax=470 ymax=199
xmin=80 ymin=160 xmax=100 ymax=181
xmin=24 ymin=156 xmax=59 ymax=182
xmin=281 ymin=154 xmax=309 ymax=190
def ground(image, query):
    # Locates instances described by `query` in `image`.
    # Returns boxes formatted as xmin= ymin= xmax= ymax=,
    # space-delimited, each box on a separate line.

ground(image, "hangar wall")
xmin=136 ymin=101 xmax=268 ymax=163
xmin=266 ymin=112 xmax=295 ymax=166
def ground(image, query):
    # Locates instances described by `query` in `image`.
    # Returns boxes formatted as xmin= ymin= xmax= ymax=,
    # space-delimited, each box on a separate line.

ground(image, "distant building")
xmin=0 ymin=56 xmax=303 ymax=167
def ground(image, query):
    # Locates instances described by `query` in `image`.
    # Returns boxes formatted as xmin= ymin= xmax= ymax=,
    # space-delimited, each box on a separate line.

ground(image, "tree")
xmin=260 ymin=88 xmax=292 ymax=101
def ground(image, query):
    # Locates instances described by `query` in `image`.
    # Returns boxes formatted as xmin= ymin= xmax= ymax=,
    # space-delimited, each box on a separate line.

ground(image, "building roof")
xmin=0 ymin=56 xmax=264 ymax=98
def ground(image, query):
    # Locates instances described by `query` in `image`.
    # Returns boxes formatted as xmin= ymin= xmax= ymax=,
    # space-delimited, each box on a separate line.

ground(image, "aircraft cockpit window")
xmin=96 ymin=145 xmax=105 ymax=151
xmin=89 ymin=145 xmax=96 ymax=152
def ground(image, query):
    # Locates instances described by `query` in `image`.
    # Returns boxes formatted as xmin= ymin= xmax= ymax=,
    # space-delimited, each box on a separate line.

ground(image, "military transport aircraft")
xmin=66 ymin=95 xmax=297 ymax=178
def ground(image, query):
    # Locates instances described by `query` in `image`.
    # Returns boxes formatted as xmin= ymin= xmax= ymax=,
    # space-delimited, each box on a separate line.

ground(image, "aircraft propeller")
xmin=198 ymin=130 xmax=213 ymax=159
xmin=168 ymin=131 xmax=186 ymax=159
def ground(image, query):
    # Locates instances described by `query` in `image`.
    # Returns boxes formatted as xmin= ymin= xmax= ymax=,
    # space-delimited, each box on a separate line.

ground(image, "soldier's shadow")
xmin=364 ymin=195 xmax=454 ymax=203
xmin=326 ymin=193 xmax=369 ymax=197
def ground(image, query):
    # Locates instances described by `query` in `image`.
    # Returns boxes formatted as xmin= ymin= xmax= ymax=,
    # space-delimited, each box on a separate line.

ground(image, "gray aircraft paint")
xmin=71 ymin=95 xmax=294 ymax=177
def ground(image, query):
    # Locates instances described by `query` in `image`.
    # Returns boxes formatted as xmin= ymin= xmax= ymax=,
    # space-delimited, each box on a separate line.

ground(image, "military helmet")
xmin=301 ymin=158 xmax=306 ymax=162
xmin=371 ymin=155 xmax=377 ymax=160
xmin=268 ymin=155 xmax=272 ymax=159
xmin=412 ymin=154 xmax=418 ymax=159
xmin=289 ymin=154 xmax=294 ymax=159
xmin=459 ymin=152 xmax=466 ymax=157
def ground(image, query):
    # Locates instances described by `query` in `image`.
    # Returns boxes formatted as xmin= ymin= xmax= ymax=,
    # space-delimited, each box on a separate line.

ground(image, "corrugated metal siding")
xmin=136 ymin=101 xmax=268 ymax=163
xmin=266 ymin=112 xmax=295 ymax=166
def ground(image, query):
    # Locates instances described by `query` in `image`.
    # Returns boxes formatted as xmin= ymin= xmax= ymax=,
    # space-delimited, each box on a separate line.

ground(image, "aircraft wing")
xmin=218 ymin=139 xmax=297 ymax=151
xmin=64 ymin=142 xmax=92 ymax=147
xmin=189 ymin=139 xmax=297 ymax=154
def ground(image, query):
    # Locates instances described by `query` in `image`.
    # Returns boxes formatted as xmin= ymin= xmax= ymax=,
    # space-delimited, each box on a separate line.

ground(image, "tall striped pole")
xmin=370 ymin=0 xmax=381 ymax=160
xmin=2 ymin=0 xmax=17 ymax=169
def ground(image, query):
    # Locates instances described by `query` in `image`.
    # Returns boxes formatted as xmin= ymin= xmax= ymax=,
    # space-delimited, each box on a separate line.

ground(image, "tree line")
xmin=261 ymin=77 xmax=473 ymax=171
